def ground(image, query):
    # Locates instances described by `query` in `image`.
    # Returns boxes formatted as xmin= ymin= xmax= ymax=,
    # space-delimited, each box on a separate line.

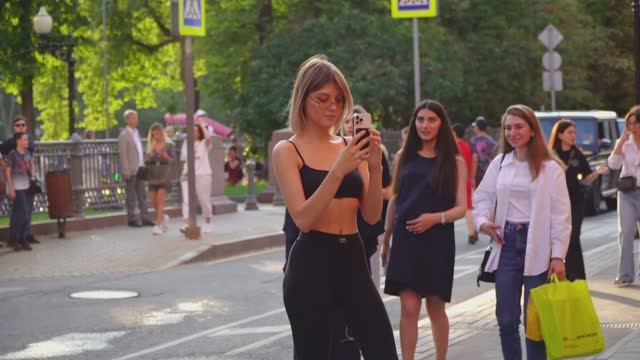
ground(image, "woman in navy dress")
xmin=381 ymin=99 xmax=467 ymax=360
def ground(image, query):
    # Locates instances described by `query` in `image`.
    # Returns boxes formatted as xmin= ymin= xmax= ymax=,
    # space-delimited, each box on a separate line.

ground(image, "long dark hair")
xmin=548 ymin=119 xmax=575 ymax=154
xmin=392 ymin=99 xmax=459 ymax=198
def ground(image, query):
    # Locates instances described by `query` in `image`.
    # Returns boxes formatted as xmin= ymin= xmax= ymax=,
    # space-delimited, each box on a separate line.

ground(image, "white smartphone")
xmin=352 ymin=112 xmax=372 ymax=149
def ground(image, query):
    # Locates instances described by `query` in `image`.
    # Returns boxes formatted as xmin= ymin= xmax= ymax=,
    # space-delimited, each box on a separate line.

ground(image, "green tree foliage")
xmin=0 ymin=0 xmax=182 ymax=140
xmin=2 ymin=0 xmax=637 ymax=145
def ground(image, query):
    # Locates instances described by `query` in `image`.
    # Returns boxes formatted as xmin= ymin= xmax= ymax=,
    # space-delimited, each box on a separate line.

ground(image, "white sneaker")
xmin=152 ymin=225 xmax=163 ymax=235
xmin=202 ymin=224 xmax=212 ymax=234
xmin=162 ymin=215 xmax=169 ymax=232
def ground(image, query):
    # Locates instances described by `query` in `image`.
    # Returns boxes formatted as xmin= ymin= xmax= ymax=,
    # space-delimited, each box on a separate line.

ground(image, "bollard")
xmin=245 ymin=161 xmax=259 ymax=210
xmin=70 ymin=133 xmax=84 ymax=218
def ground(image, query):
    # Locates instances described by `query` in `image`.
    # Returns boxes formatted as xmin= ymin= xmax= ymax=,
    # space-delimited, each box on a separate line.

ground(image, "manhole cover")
xmin=69 ymin=290 xmax=139 ymax=299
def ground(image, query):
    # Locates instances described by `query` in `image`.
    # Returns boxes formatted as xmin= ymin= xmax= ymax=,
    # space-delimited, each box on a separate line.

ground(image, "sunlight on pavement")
xmin=143 ymin=300 xmax=230 ymax=325
xmin=250 ymin=260 xmax=286 ymax=273
xmin=0 ymin=332 xmax=126 ymax=359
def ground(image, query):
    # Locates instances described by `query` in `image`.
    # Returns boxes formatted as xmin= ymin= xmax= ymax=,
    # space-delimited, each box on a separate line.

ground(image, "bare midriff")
xmin=308 ymin=197 xmax=360 ymax=235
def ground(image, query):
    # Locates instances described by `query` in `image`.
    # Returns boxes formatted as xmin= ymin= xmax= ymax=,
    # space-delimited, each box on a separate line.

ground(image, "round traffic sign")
xmin=542 ymin=51 xmax=562 ymax=71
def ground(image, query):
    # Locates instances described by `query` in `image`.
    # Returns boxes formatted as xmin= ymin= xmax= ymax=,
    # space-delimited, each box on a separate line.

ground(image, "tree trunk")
xmin=257 ymin=0 xmax=273 ymax=45
xmin=20 ymin=76 xmax=35 ymax=136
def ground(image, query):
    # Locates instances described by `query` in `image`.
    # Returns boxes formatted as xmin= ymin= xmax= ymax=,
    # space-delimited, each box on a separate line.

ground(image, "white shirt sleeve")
xmin=548 ymin=162 xmax=572 ymax=259
xmin=607 ymin=139 xmax=623 ymax=170
xmin=472 ymin=154 xmax=504 ymax=231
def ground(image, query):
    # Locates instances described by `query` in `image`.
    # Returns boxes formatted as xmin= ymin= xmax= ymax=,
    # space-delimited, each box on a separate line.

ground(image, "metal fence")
xmin=0 ymin=139 xmax=184 ymax=217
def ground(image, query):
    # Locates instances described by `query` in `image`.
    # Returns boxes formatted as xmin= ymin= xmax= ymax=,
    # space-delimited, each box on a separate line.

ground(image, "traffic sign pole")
xmin=174 ymin=0 xmax=206 ymax=239
xmin=391 ymin=1 xmax=438 ymax=107
xmin=538 ymin=24 xmax=563 ymax=112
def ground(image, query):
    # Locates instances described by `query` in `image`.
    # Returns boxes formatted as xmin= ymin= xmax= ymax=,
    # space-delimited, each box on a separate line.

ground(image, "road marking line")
xmin=111 ymin=308 xmax=285 ymax=360
xmin=116 ymin=232 xmax=620 ymax=359
xmin=224 ymin=331 xmax=291 ymax=356
xmin=209 ymin=325 xmax=291 ymax=337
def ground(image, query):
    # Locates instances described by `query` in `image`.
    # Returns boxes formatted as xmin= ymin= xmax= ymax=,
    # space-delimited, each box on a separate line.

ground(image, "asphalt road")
xmin=0 ymin=210 xmax=619 ymax=360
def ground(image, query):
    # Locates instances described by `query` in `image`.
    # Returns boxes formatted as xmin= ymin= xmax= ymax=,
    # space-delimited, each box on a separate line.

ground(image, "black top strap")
xmin=287 ymin=140 xmax=306 ymax=166
xmin=340 ymin=136 xmax=348 ymax=146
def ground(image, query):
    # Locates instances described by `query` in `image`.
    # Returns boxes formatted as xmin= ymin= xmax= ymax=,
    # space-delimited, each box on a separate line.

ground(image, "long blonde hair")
xmin=287 ymin=55 xmax=353 ymax=134
xmin=147 ymin=123 xmax=173 ymax=153
xmin=499 ymin=104 xmax=562 ymax=180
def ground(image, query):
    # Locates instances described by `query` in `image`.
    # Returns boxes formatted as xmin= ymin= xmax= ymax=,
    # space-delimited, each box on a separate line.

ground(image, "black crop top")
xmin=288 ymin=139 xmax=363 ymax=199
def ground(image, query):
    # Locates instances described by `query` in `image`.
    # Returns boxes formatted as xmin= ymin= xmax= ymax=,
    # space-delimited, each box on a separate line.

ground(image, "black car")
xmin=536 ymin=111 xmax=620 ymax=215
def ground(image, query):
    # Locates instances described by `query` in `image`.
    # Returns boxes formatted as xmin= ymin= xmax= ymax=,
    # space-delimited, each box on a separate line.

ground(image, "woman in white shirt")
xmin=607 ymin=104 xmax=640 ymax=287
xmin=180 ymin=121 xmax=213 ymax=233
xmin=473 ymin=104 xmax=571 ymax=360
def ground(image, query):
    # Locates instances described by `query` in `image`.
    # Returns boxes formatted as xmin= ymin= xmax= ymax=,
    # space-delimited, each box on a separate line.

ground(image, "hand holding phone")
xmin=352 ymin=112 xmax=372 ymax=149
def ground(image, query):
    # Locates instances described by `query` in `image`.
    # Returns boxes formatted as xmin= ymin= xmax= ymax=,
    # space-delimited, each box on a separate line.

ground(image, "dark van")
xmin=536 ymin=111 xmax=620 ymax=215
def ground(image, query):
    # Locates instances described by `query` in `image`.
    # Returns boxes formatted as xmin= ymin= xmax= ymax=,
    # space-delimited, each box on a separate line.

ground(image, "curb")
xmin=0 ymin=207 xmax=183 ymax=239
xmin=163 ymin=231 xmax=285 ymax=269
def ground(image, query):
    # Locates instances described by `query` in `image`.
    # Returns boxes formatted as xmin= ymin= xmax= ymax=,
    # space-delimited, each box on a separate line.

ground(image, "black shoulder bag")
xmin=477 ymin=153 xmax=507 ymax=287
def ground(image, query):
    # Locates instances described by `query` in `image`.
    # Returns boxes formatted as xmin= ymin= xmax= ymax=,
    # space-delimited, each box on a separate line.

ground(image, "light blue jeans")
xmin=495 ymin=222 xmax=547 ymax=360
xmin=616 ymin=190 xmax=640 ymax=282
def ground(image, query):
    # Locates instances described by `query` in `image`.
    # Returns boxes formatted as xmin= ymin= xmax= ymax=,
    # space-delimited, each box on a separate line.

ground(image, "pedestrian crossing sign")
xmin=391 ymin=0 xmax=438 ymax=18
xmin=179 ymin=0 xmax=205 ymax=36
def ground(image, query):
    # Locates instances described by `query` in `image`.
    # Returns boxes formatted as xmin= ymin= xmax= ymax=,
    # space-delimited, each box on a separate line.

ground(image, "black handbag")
xmin=29 ymin=178 xmax=43 ymax=194
xmin=617 ymin=176 xmax=636 ymax=192
xmin=476 ymin=153 xmax=507 ymax=287
xmin=477 ymin=245 xmax=495 ymax=286
xmin=136 ymin=166 xmax=149 ymax=181
xmin=27 ymin=168 xmax=42 ymax=195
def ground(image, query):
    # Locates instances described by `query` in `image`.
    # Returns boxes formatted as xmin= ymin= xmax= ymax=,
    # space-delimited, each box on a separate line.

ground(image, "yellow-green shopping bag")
xmin=530 ymin=274 xmax=606 ymax=359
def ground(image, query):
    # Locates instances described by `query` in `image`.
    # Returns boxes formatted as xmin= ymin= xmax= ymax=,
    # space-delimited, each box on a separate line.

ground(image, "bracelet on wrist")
xmin=440 ymin=212 xmax=446 ymax=224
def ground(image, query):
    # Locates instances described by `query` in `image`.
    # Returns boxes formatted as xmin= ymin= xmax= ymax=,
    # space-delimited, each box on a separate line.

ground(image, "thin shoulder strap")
xmin=340 ymin=136 xmax=348 ymax=146
xmin=287 ymin=140 xmax=306 ymax=166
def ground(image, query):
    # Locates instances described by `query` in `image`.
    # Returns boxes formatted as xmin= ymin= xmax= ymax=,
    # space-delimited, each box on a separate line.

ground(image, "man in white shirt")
xmin=118 ymin=109 xmax=153 ymax=227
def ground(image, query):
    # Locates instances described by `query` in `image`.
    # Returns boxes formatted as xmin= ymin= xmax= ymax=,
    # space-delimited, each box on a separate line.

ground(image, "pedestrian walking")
xmin=146 ymin=123 xmax=176 ymax=235
xmin=0 ymin=116 xmax=39 ymax=244
xmin=452 ymin=122 xmax=478 ymax=244
xmin=473 ymin=104 xmax=571 ymax=360
xmin=470 ymin=116 xmax=497 ymax=188
xmin=381 ymin=99 xmax=467 ymax=360
xmin=224 ymin=145 xmax=244 ymax=186
xmin=118 ymin=109 xmax=154 ymax=228
xmin=180 ymin=119 xmax=213 ymax=233
xmin=273 ymin=55 xmax=397 ymax=359
xmin=4 ymin=132 xmax=36 ymax=252
xmin=549 ymin=119 xmax=608 ymax=280
xmin=342 ymin=104 xmax=393 ymax=284
xmin=608 ymin=105 xmax=640 ymax=287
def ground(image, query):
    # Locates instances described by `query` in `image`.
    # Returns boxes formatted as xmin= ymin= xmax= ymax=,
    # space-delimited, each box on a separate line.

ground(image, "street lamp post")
xmin=633 ymin=0 xmax=640 ymax=103
xmin=33 ymin=6 xmax=77 ymax=137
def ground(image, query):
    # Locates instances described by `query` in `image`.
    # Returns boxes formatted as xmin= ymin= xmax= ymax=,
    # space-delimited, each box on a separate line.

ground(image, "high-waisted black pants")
xmin=283 ymin=230 xmax=398 ymax=360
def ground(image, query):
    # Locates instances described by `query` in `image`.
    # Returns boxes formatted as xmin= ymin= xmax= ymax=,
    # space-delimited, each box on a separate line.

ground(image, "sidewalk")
xmin=0 ymin=205 xmax=286 ymax=280
xmin=412 ymin=239 xmax=640 ymax=360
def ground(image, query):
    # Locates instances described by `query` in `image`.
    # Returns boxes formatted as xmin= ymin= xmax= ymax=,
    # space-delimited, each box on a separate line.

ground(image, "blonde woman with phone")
xmin=273 ymin=55 xmax=397 ymax=359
